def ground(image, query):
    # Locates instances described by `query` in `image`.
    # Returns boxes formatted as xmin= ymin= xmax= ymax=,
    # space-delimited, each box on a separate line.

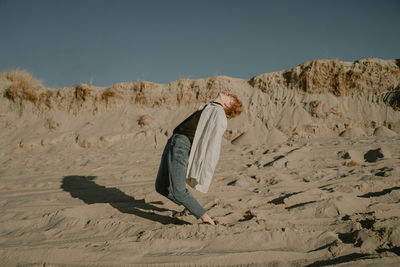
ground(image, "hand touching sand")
xmin=201 ymin=213 xmax=215 ymax=225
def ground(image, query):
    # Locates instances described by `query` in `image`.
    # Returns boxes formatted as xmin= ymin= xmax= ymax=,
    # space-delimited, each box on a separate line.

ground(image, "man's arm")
xmin=197 ymin=111 xmax=227 ymax=192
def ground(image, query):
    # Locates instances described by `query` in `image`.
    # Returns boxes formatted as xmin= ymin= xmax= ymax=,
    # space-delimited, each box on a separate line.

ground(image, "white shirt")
xmin=186 ymin=102 xmax=227 ymax=193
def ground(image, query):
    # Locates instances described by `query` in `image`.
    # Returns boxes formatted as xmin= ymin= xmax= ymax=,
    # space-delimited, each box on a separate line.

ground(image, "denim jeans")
xmin=155 ymin=133 xmax=206 ymax=219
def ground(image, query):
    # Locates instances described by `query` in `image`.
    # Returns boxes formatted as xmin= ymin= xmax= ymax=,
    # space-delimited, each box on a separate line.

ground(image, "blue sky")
xmin=0 ymin=0 xmax=399 ymax=88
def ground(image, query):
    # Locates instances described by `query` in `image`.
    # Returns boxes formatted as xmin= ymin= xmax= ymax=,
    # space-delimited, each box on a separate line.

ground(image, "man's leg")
xmin=167 ymin=134 xmax=206 ymax=219
xmin=155 ymin=139 xmax=171 ymax=197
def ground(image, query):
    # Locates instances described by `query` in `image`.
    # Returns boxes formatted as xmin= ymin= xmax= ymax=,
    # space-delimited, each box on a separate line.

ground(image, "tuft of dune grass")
xmin=101 ymin=87 xmax=117 ymax=107
xmin=74 ymin=83 xmax=91 ymax=102
xmin=132 ymin=81 xmax=156 ymax=105
xmin=0 ymin=69 xmax=56 ymax=111
xmin=1 ymin=70 xmax=44 ymax=104
xmin=138 ymin=114 xmax=153 ymax=127
xmin=109 ymin=81 xmax=160 ymax=106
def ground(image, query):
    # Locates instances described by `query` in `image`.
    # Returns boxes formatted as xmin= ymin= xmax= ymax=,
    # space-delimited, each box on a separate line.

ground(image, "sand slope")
xmin=0 ymin=58 xmax=399 ymax=266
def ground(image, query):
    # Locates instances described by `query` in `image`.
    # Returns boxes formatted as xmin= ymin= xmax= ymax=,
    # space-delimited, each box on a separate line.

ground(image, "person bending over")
xmin=155 ymin=92 xmax=243 ymax=225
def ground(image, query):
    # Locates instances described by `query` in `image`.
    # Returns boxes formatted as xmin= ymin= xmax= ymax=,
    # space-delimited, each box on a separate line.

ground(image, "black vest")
xmin=173 ymin=101 xmax=223 ymax=144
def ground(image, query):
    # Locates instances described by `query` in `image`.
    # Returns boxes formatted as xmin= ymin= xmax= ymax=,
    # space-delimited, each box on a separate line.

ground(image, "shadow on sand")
xmin=60 ymin=175 xmax=190 ymax=225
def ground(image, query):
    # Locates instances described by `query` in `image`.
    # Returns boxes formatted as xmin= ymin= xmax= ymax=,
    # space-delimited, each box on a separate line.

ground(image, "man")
xmin=155 ymin=92 xmax=243 ymax=225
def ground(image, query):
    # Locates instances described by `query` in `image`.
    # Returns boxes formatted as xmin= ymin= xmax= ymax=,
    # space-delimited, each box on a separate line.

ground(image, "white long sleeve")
xmin=186 ymin=102 xmax=227 ymax=193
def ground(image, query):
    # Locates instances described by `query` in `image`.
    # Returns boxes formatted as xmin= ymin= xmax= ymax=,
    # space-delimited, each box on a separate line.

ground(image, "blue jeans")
xmin=155 ymin=133 xmax=206 ymax=219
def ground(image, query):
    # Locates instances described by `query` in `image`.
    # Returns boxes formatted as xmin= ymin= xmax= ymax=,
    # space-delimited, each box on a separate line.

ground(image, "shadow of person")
xmin=61 ymin=175 xmax=190 ymax=225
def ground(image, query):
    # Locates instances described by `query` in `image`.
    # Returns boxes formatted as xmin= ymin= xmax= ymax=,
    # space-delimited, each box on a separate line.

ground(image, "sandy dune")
xmin=0 ymin=58 xmax=399 ymax=266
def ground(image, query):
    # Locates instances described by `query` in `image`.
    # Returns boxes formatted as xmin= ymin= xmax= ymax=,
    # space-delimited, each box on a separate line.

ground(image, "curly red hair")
xmin=224 ymin=94 xmax=243 ymax=119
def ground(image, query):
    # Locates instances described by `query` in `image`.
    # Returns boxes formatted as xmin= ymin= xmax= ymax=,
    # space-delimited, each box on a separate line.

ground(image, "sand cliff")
xmin=0 ymin=58 xmax=399 ymax=152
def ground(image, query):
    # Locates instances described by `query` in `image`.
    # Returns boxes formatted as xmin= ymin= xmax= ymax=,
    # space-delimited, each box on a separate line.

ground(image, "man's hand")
xmin=201 ymin=213 xmax=215 ymax=225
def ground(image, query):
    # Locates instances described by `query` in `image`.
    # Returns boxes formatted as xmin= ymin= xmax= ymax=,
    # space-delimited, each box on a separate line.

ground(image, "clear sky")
xmin=0 ymin=0 xmax=399 ymax=88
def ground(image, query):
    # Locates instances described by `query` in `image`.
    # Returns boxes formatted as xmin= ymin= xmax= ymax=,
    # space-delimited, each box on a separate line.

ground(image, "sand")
xmin=0 ymin=58 xmax=399 ymax=266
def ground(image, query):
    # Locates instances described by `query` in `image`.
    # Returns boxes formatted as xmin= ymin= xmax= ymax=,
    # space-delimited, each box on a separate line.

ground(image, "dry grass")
xmin=132 ymin=82 xmax=152 ymax=105
xmin=138 ymin=114 xmax=153 ymax=127
xmin=1 ymin=70 xmax=44 ymax=104
xmin=249 ymin=58 xmax=400 ymax=96
xmin=101 ymin=88 xmax=116 ymax=106
xmin=74 ymin=84 xmax=91 ymax=102
xmin=109 ymin=81 xmax=160 ymax=106
xmin=296 ymin=59 xmax=400 ymax=96
xmin=1 ymin=69 xmax=56 ymax=111
xmin=175 ymin=79 xmax=200 ymax=104
xmin=130 ymin=81 xmax=159 ymax=105
xmin=65 ymin=84 xmax=92 ymax=115
xmin=176 ymin=82 xmax=186 ymax=104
